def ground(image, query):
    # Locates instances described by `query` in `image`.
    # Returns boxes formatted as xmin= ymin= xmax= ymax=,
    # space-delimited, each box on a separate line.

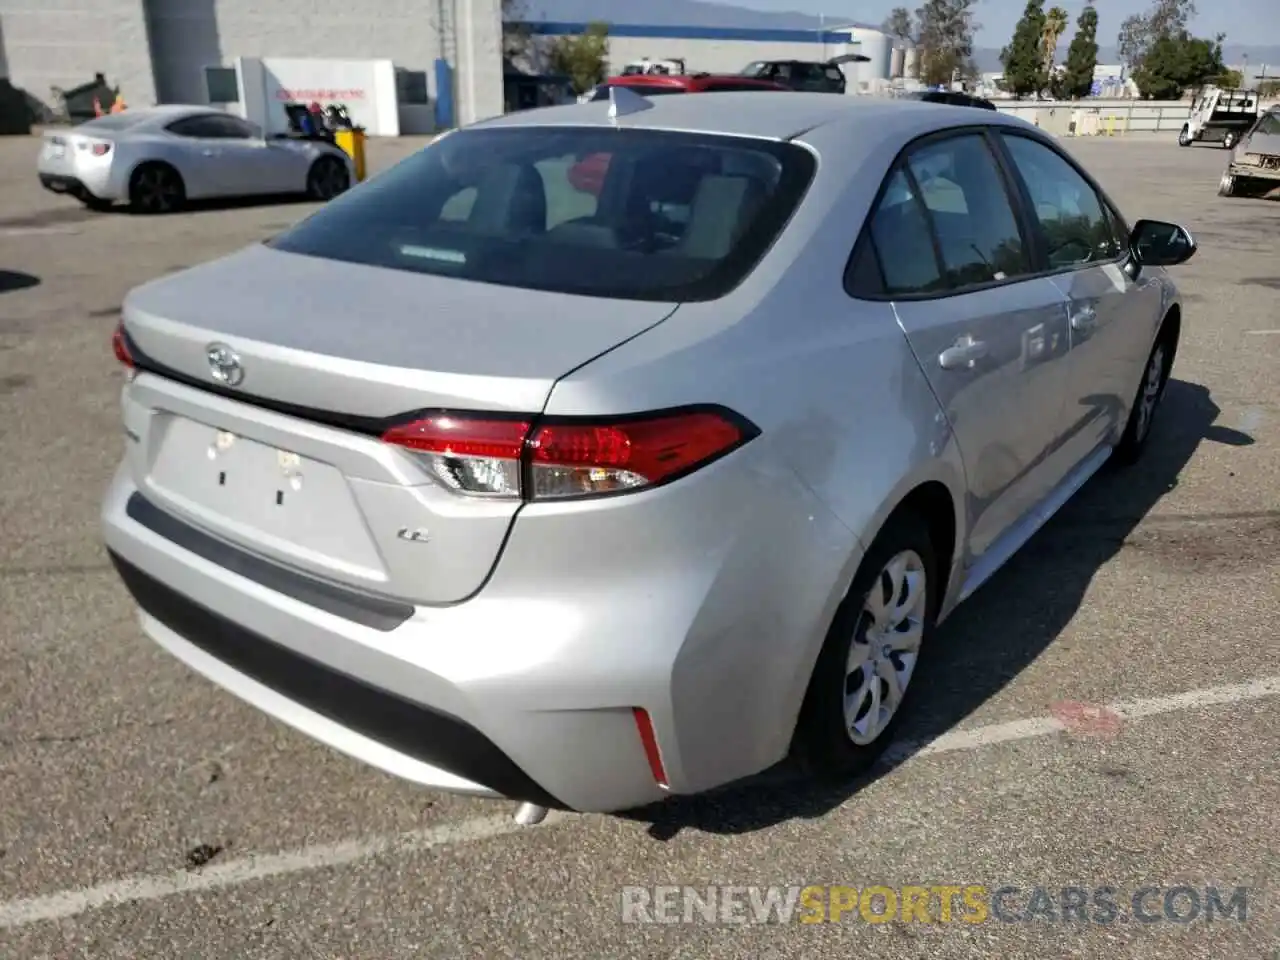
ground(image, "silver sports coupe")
xmin=37 ymin=104 xmax=354 ymax=213
xmin=102 ymin=90 xmax=1197 ymax=818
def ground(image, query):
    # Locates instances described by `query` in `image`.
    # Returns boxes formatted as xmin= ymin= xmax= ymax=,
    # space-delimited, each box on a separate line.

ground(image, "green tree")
xmin=1055 ymin=2 xmax=1099 ymax=100
xmin=1041 ymin=6 xmax=1070 ymax=75
xmin=915 ymin=0 xmax=978 ymax=87
xmin=1215 ymin=68 xmax=1244 ymax=88
xmin=882 ymin=7 xmax=918 ymax=44
xmin=1132 ymin=31 xmax=1225 ymax=99
xmin=548 ymin=22 xmax=610 ymax=95
xmin=1117 ymin=0 xmax=1198 ymax=75
xmin=1001 ymin=0 xmax=1048 ymax=98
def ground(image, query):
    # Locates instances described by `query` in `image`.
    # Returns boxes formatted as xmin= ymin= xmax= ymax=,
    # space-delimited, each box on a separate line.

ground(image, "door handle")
xmin=1070 ymin=306 xmax=1098 ymax=332
xmin=938 ymin=334 xmax=988 ymax=370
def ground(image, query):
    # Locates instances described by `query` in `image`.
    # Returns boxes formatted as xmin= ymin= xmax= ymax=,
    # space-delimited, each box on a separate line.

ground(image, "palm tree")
xmin=1041 ymin=6 xmax=1069 ymax=76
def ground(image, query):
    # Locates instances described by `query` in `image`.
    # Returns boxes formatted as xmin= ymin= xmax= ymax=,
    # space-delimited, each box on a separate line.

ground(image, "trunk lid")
xmin=121 ymin=244 xmax=676 ymax=605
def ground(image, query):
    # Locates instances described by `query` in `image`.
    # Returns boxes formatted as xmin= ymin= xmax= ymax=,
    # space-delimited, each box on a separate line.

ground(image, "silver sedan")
xmin=37 ymin=104 xmax=354 ymax=213
xmin=102 ymin=91 xmax=1196 ymax=817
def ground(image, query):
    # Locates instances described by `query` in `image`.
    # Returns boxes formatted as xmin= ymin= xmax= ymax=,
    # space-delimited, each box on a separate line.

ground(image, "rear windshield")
xmin=76 ymin=113 xmax=151 ymax=132
xmin=268 ymin=126 xmax=817 ymax=302
xmin=1253 ymin=111 xmax=1280 ymax=136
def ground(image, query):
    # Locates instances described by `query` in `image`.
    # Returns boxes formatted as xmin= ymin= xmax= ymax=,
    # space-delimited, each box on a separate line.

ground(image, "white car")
xmin=37 ymin=105 xmax=355 ymax=213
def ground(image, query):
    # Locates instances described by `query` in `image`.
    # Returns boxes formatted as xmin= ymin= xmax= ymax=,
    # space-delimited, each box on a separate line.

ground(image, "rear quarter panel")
xmin=535 ymin=123 xmax=969 ymax=769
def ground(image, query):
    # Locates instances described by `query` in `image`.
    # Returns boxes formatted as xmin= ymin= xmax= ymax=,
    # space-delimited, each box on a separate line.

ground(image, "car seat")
xmin=466 ymin=163 xmax=547 ymax=236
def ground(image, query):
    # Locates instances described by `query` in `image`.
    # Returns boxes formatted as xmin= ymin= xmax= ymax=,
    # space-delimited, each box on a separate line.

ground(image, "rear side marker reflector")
xmin=633 ymin=707 xmax=669 ymax=789
xmin=380 ymin=407 xmax=758 ymax=502
xmin=112 ymin=322 xmax=136 ymax=380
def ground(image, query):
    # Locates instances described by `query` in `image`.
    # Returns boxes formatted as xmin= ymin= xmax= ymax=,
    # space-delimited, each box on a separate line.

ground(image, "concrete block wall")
xmin=0 ymin=0 xmax=156 ymax=114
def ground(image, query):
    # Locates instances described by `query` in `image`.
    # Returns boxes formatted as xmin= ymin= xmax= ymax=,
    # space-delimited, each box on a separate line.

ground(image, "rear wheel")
xmin=128 ymin=163 xmax=185 ymax=214
xmin=1178 ymin=126 xmax=1192 ymax=147
xmin=1219 ymin=171 xmax=1237 ymax=197
xmin=306 ymin=156 xmax=350 ymax=201
xmin=1222 ymin=130 xmax=1238 ymax=150
xmin=1114 ymin=329 xmax=1174 ymax=465
xmin=792 ymin=511 xmax=937 ymax=780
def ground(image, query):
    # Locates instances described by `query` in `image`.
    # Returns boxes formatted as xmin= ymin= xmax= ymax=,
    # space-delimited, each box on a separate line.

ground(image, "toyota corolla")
xmin=102 ymin=91 xmax=1196 ymax=817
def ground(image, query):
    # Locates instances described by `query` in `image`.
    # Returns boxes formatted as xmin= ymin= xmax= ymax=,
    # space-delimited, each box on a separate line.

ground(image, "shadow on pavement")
xmin=0 ymin=269 xmax=39 ymax=293
xmin=619 ymin=379 xmax=1253 ymax=840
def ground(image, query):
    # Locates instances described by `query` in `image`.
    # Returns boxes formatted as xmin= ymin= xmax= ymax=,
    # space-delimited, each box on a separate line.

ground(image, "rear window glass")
xmin=1254 ymin=111 xmax=1280 ymax=136
xmin=268 ymin=126 xmax=817 ymax=302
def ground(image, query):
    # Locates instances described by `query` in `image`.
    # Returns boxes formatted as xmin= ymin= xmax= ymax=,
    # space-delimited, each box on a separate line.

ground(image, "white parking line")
xmin=2 ymin=674 xmax=1277 ymax=930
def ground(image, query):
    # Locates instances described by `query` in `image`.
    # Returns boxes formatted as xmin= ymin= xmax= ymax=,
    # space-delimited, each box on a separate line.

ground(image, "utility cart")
xmin=1179 ymin=86 xmax=1260 ymax=150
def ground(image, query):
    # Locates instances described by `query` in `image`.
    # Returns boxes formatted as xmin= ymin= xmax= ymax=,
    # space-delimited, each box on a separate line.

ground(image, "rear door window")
xmin=862 ymin=168 xmax=946 ymax=295
xmin=903 ymin=134 xmax=1032 ymax=288
xmin=268 ymin=127 xmax=817 ymax=302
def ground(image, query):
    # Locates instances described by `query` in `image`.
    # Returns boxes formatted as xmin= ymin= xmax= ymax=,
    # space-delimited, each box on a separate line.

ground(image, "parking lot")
xmin=0 ymin=131 xmax=1277 ymax=958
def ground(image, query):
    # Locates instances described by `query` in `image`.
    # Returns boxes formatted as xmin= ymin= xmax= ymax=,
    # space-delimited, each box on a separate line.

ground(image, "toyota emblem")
xmin=206 ymin=343 xmax=244 ymax=387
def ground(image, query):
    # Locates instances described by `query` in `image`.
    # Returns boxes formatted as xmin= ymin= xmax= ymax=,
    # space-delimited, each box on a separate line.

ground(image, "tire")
xmin=306 ymin=155 xmax=350 ymax=201
xmin=1218 ymin=171 xmax=1237 ymax=197
xmin=792 ymin=510 xmax=938 ymax=781
xmin=1113 ymin=327 xmax=1175 ymax=465
xmin=128 ymin=163 xmax=185 ymax=214
xmin=1222 ymin=131 xmax=1237 ymax=150
xmin=1177 ymin=126 xmax=1191 ymax=147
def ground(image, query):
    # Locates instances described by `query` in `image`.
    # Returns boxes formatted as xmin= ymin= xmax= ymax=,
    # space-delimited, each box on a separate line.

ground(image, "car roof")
xmin=476 ymin=91 xmax=1030 ymax=143
xmin=78 ymin=104 xmax=232 ymax=131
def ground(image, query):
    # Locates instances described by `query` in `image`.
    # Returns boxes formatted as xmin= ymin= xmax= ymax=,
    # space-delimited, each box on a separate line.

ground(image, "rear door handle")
xmin=1070 ymin=306 xmax=1098 ymax=332
xmin=938 ymin=334 xmax=988 ymax=370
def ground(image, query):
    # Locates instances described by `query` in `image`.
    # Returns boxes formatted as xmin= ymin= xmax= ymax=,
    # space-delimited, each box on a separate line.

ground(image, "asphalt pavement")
xmin=0 ymin=130 xmax=1276 ymax=959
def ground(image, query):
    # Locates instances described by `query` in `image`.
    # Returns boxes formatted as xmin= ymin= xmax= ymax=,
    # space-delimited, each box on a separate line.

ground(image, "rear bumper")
xmin=102 ymin=459 xmax=859 ymax=813
xmin=108 ymin=550 xmax=562 ymax=807
xmin=37 ymin=161 xmax=121 ymax=202
xmin=1227 ymin=160 xmax=1280 ymax=183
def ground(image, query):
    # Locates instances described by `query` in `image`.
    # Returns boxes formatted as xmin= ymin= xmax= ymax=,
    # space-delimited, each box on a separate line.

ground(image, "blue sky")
xmin=729 ymin=0 xmax=1278 ymax=47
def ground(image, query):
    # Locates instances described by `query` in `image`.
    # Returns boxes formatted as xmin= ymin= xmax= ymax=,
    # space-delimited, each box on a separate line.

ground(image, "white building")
xmin=526 ymin=21 xmax=895 ymax=93
xmin=0 ymin=0 xmax=505 ymax=133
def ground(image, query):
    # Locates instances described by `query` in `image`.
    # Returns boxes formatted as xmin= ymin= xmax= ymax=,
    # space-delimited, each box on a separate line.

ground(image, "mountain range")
xmin=521 ymin=0 xmax=1280 ymax=73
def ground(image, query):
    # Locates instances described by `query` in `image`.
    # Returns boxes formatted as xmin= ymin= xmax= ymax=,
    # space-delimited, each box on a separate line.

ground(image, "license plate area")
xmin=144 ymin=414 xmax=385 ymax=579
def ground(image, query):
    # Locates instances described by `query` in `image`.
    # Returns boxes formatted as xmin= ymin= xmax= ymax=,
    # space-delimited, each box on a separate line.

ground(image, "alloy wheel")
xmin=135 ymin=168 xmax=179 ymax=213
xmin=310 ymin=159 xmax=349 ymax=200
xmin=1134 ymin=343 xmax=1166 ymax=443
xmin=844 ymin=549 xmax=927 ymax=745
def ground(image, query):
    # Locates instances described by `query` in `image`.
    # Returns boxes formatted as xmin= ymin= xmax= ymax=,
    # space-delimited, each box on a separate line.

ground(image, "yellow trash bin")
xmin=334 ymin=127 xmax=367 ymax=183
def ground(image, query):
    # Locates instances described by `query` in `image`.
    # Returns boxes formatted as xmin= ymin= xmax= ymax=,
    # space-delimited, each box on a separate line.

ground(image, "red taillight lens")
xmin=381 ymin=408 xmax=753 ymax=501
xmin=381 ymin=416 xmax=530 ymax=498
xmin=112 ymin=324 xmax=134 ymax=368
xmin=528 ymin=410 xmax=748 ymax=499
xmin=91 ymin=142 xmax=112 ymax=157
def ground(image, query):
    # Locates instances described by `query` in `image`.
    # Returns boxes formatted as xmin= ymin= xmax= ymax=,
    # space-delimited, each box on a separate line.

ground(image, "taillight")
xmin=380 ymin=416 xmax=529 ymax=498
xmin=111 ymin=323 xmax=134 ymax=369
xmin=80 ymin=140 xmax=111 ymax=156
xmin=380 ymin=407 xmax=756 ymax=501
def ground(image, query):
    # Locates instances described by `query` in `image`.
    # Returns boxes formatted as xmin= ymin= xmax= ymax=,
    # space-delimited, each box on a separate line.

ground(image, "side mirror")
xmin=1129 ymin=219 xmax=1197 ymax=267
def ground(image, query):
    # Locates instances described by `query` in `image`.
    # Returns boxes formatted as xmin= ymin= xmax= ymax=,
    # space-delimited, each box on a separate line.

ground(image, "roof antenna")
xmin=608 ymin=85 xmax=654 ymax=122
